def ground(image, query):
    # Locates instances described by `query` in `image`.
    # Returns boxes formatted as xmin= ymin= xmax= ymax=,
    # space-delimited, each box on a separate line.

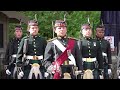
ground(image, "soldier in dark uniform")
xmin=16 ymin=19 xmax=47 ymax=79
xmin=79 ymin=24 xmax=104 ymax=79
xmin=96 ymin=25 xmax=112 ymax=79
xmin=4 ymin=25 xmax=23 ymax=79
xmin=43 ymin=20 xmax=83 ymax=79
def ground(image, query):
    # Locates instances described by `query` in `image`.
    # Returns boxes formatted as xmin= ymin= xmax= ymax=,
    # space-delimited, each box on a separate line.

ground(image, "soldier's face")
xmin=96 ymin=28 xmax=105 ymax=38
xmin=82 ymin=25 xmax=92 ymax=38
xmin=28 ymin=25 xmax=39 ymax=36
xmin=14 ymin=29 xmax=22 ymax=38
xmin=55 ymin=26 xmax=67 ymax=37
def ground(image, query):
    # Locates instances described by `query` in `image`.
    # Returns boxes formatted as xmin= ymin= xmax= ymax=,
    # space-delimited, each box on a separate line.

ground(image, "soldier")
xmin=42 ymin=20 xmax=83 ymax=79
xmin=79 ymin=24 xmax=104 ymax=79
xmin=96 ymin=25 xmax=112 ymax=79
xmin=4 ymin=25 xmax=23 ymax=79
xmin=16 ymin=19 xmax=47 ymax=79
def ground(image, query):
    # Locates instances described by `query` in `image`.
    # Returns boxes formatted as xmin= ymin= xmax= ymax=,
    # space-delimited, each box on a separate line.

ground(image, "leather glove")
xmin=6 ymin=69 xmax=11 ymax=75
xmin=108 ymin=69 xmax=112 ymax=74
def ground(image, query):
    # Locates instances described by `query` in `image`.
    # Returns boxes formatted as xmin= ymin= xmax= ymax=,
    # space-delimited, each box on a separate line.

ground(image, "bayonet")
xmin=88 ymin=15 xmax=90 ymax=25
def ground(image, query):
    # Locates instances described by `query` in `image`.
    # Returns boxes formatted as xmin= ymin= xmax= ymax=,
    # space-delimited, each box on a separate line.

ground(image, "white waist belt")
xmin=102 ymin=52 xmax=107 ymax=56
xmin=26 ymin=55 xmax=43 ymax=60
xmin=82 ymin=58 xmax=96 ymax=62
xmin=69 ymin=61 xmax=74 ymax=65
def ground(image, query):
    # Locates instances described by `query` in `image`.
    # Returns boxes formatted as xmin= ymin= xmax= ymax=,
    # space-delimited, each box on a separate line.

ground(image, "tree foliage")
xmin=8 ymin=11 xmax=101 ymax=40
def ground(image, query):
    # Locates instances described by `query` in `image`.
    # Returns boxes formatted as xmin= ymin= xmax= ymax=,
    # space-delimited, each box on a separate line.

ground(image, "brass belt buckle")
xmin=86 ymin=58 xmax=92 ymax=62
xmin=33 ymin=56 xmax=38 ymax=60
xmin=64 ymin=61 xmax=69 ymax=65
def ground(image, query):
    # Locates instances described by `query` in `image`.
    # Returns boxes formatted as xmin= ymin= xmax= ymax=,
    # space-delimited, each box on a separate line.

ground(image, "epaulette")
xmin=47 ymin=37 xmax=57 ymax=42
xmin=68 ymin=37 xmax=79 ymax=41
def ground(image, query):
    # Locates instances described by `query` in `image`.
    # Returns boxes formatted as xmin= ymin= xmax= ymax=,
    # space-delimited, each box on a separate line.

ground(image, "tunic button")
xmin=88 ymin=50 xmax=90 ymax=52
xmin=89 ymin=53 xmax=91 ymax=55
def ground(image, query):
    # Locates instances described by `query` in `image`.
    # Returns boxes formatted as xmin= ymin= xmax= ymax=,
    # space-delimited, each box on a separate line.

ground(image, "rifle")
xmin=45 ymin=21 xmax=56 ymax=79
xmin=64 ymin=11 xmax=67 ymax=22
xmin=22 ymin=38 xmax=28 ymax=63
xmin=15 ymin=36 xmax=28 ymax=79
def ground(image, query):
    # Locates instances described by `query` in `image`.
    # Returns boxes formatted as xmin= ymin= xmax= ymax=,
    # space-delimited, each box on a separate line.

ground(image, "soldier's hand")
xmin=6 ymin=69 xmax=11 ymax=75
xmin=18 ymin=71 xmax=24 ymax=77
xmin=53 ymin=62 xmax=61 ymax=72
xmin=44 ymin=72 xmax=49 ymax=77
xmin=17 ymin=66 xmax=24 ymax=78
xmin=47 ymin=64 xmax=54 ymax=73
xmin=75 ymin=70 xmax=83 ymax=76
xmin=117 ymin=70 xmax=120 ymax=77
xmin=118 ymin=76 xmax=120 ymax=79
xmin=47 ymin=63 xmax=61 ymax=74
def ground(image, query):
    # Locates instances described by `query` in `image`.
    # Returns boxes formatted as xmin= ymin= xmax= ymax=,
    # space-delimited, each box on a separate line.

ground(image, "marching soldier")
xmin=16 ymin=19 xmax=47 ymax=79
xmin=43 ymin=20 xmax=83 ymax=79
xmin=4 ymin=25 xmax=23 ymax=79
xmin=79 ymin=24 xmax=104 ymax=79
xmin=96 ymin=25 xmax=112 ymax=79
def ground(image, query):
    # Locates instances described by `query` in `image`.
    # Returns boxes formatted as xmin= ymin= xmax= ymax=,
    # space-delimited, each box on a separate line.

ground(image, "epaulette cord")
xmin=47 ymin=37 xmax=57 ymax=42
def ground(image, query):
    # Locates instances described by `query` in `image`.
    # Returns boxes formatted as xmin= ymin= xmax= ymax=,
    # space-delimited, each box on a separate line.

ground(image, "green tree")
xmin=8 ymin=11 xmax=101 ymax=40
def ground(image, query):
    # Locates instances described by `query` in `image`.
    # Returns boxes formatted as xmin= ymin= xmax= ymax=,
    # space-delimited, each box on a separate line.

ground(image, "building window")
xmin=0 ymin=24 xmax=3 ymax=48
